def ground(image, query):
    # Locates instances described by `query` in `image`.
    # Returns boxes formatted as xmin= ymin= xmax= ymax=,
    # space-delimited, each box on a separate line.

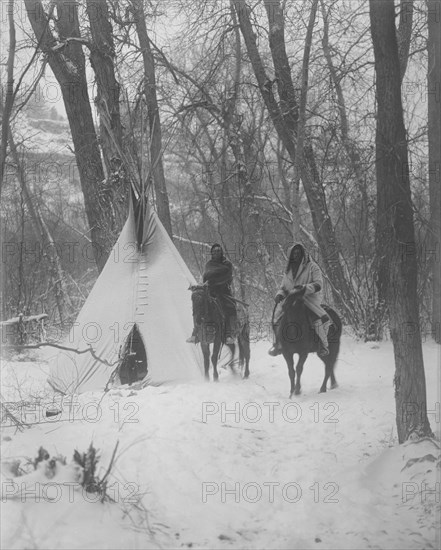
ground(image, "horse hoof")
xmin=331 ymin=383 xmax=338 ymax=390
xmin=319 ymin=388 xmax=326 ymax=393
xmin=294 ymin=389 xmax=301 ymax=396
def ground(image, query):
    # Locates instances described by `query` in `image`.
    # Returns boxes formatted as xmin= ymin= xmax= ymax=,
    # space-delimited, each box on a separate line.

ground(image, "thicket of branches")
xmin=0 ymin=0 xmax=438 ymax=349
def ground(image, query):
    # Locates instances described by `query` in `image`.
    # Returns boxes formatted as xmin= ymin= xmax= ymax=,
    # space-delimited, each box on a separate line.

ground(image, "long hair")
xmin=285 ymin=243 xmax=308 ymax=273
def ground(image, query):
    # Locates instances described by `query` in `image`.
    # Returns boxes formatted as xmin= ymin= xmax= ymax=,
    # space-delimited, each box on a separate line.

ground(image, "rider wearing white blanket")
xmin=268 ymin=242 xmax=332 ymax=357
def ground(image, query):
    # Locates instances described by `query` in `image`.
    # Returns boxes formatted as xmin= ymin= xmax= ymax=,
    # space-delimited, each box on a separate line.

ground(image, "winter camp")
xmin=0 ymin=1 xmax=439 ymax=549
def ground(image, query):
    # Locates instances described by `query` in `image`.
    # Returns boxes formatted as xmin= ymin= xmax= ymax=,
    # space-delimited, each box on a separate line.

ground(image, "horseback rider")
xmin=187 ymin=243 xmax=237 ymax=345
xmin=268 ymin=243 xmax=332 ymax=357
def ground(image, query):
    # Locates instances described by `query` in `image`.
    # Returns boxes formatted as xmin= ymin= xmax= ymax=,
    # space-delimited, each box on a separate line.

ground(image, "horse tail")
xmin=326 ymin=307 xmax=342 ymax=365
xmin=237 ymin=311 xmax=251 ymax=370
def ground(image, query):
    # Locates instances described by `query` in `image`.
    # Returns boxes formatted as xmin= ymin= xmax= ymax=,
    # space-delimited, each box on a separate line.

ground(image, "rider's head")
xmin=287 ymin=243 xmax=305 ymax=272
xmin=210 ymin=243 xmax=223 ymax=261
xmin=291 ymin=244 xmax=304 ymax=262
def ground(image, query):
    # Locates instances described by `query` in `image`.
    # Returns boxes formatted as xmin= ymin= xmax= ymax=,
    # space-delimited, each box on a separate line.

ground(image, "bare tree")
xmin=397 ymin=0 xmax=414 ymax=81
xmin=288 ymin=0 xmax=318 ymax=241
xmin=427 ymin=0 xmax=440 ymax=343
xmin=230 ymin=0 xmax=358 ymax=323
xmin=370 ymin=0 xmax=432 ymax=442
xmin=24 ymin=0 xmax=117 ymax=272
xmin=8 ymin=130 xmax=73 ymax=324
xmin=0 ymin=0 xmax=16 ymax=195
xmin=130 ymin=0 xmax=173 ymax=236
xmin=1 ymin=0 xmax=74 ymax=325
xmin=85 ymin=0 xmax=129 ymax=231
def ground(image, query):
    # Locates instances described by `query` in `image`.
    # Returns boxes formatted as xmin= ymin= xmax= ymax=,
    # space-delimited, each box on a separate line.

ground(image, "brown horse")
xmin=275 ymin=293 xmax=342 ymax=398
xmin=190 ymin=285 xmax=250 ymax=381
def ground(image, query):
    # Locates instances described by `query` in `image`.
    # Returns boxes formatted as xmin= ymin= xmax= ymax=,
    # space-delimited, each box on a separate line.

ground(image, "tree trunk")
xmin=131 ymin=0 xmax=173 ymax=236
xmin=24 ymin=0 xmax=115 ymax=273
xmin=427 ymin=0 xmax=440 ymax=343
xmin=397 ymin=0 xmax=414 ymax=82
xmin=0 ymin=0 xmax=16 ymax=196
xmin=375 ymin=0 xmax=415 ymax=315
xmin=86 ymin=0 xmax=128 ymax=232
xmin=370 ymin=0 xmax=432 ymax=442
xmin=281 ymin=0 xmax=318 ymax=241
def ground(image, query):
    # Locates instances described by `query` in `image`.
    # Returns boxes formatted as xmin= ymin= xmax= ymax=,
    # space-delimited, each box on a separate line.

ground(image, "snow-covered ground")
xmin=1 ymin=335 xmax=440 ymax=549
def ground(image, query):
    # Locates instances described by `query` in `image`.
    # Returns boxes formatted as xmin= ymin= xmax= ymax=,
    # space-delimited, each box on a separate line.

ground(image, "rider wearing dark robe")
xmin=268 ymin=242 xmax=332 ymax=357
xmin=187 ymin=244 xmax=237 ymax=345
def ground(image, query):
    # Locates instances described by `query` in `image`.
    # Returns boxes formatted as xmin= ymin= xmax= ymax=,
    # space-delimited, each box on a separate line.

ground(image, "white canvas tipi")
xmin=48 ymin=196 xmax=203 ymax=394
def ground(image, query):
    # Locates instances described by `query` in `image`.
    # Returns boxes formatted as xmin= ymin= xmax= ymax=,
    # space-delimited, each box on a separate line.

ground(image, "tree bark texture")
xmin=0 ymin=0 xmax=16 ymax=196
xmin=370 ymin=0 xmax=432 ymax=442
xmin=131 ymin=0 xmax=173 ymax=237
xmin=86 ymin=0 xmax=128 ymax=232
xmin=397 ymin=0 xmax=414 ymax=82
xmin=427 ymin=0 xmax=441 ymax=342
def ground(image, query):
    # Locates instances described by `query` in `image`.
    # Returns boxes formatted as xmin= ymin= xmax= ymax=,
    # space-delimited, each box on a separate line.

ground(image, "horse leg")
xmin=294 ymin=353 xmax=308 ymax=396
xmin=320 ymin=357 xmax=338 ymax=392
xmin=283 ymin=351 xmax=296 ymax=399
xmin=226 ymin=343 xmax=237 ymax=376
xmin=238 ymin=328 xmax=251 ymax=379
xmin=211 ymin=339 xmax=221 ymax=382
xmin=328 ymin=345 xmax=339 ymax=389
xmin=243 ymin=340 xmax=250 ymax=380
xmin=201 ymin=343 xmax=210 ymax=381
xmin=330 ymin=369 xmax=338 ymax=390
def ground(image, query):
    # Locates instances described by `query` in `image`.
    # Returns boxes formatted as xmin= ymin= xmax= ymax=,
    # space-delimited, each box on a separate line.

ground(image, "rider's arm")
xmin=275 ymin=273 xmax=290 ymax=301
xmin=302 ymin=262 xmax=323 ymax=295
xmin=203 ymin=260 xmax=233 ymax=287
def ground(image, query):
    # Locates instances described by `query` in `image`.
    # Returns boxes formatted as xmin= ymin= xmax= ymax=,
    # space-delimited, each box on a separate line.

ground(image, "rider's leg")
xmin=225 ymin=313 xmax=236 ymax=344
xmin=313 ymin=315 xmax=331 ymax=356
xmin=229 ymin=307 xmax=238 ymax=342
xmin=186 ymin=313 xmax=200 ymax=344
xmin=268 ymin=324 xmax=283 ymax=356
xmin=221 ymin=295 xmax=236 ymax=345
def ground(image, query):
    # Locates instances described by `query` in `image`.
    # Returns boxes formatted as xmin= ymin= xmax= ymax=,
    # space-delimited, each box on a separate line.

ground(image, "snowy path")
xmin=1 ymin=336 xmax=440 ymax=549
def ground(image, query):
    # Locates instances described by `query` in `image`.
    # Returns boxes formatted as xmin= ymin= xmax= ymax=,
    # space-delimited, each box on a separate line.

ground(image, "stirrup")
xmin=225 ymin=336 xmax=235 ymax=345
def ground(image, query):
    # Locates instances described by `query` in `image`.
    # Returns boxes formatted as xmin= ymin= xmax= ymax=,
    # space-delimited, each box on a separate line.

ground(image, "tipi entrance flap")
xmin=118 ymin=324 xmax=148 ymax=386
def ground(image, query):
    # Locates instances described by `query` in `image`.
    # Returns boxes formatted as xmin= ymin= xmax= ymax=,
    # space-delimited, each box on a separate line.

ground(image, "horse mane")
xmin=279 ymin=294 xmax=316 ymax=347
xmin=282 ymin=293 xmax=306 ymax=315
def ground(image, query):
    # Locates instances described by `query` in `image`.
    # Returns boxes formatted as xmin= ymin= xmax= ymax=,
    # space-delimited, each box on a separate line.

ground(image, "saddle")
xmin=283 ymin=296 xmax=332 ymax=329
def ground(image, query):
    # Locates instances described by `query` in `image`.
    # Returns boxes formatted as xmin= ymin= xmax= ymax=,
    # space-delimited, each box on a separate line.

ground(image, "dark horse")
xmin=190 ymin=285 xmax=250 ymax=381
xmin=276 ymin=293 xmax=342 ymax=398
